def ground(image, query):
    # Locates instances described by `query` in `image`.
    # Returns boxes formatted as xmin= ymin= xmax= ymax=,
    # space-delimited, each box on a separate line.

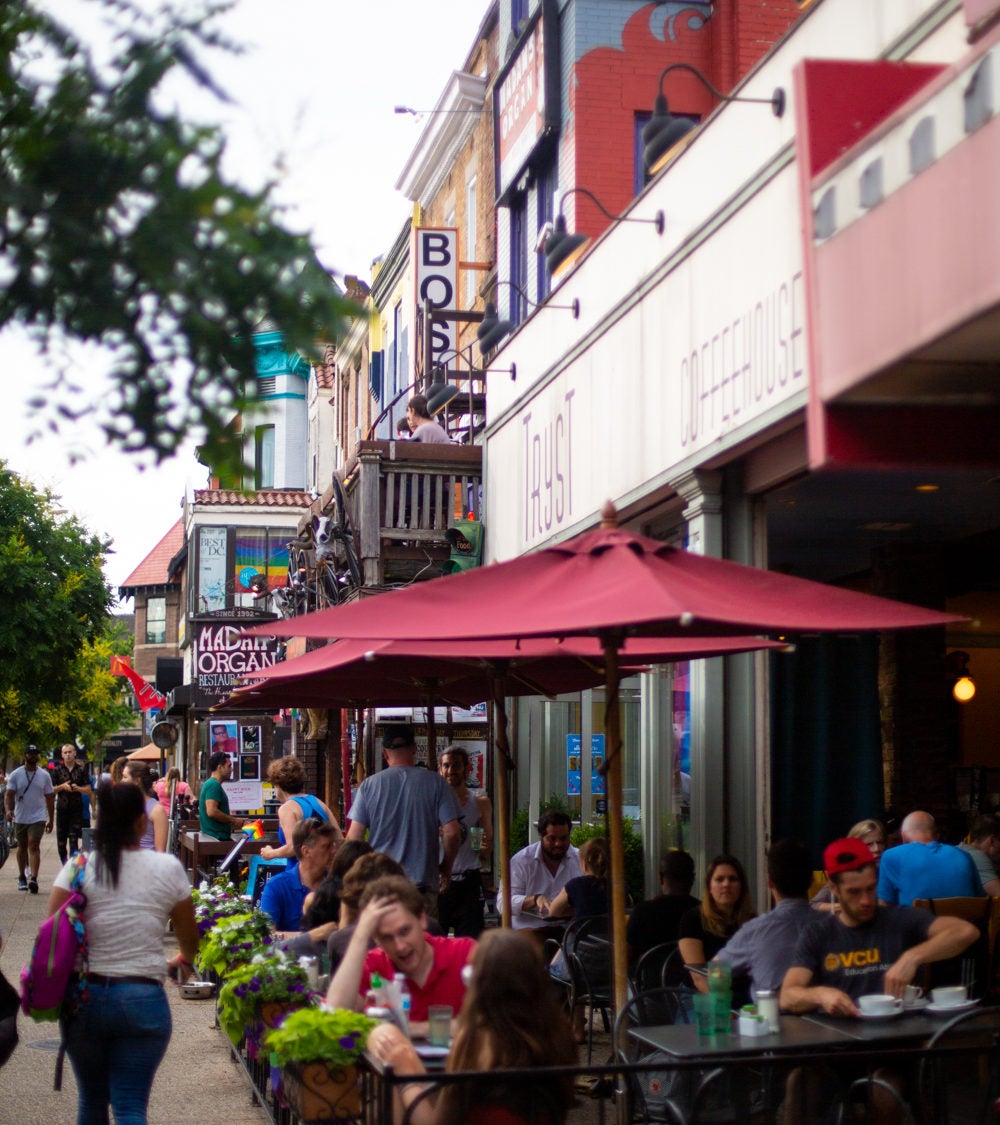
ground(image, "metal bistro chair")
xmin=557 ymin=914 xmax=613 ymax=1064
xmin=633 ymin=942 xmax=680 ymax=993
xmin=614 ymin=986 xmax=694 ymax=1123
xmin=912 ymin=896 xmax=1000 ymax=1001
xmin=918 ymin=1005 xmax=1000 ymax=1124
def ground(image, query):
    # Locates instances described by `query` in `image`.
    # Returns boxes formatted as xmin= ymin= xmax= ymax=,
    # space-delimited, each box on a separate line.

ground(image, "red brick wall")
xmin=570 ymin=0 xmax=802 ymax=237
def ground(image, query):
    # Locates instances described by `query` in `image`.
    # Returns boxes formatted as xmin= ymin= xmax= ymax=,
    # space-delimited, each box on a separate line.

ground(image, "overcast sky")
xmin=1 ymin=0 xmax=491 ymax=596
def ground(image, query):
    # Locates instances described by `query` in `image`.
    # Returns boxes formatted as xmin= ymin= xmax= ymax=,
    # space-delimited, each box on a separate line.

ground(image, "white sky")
xmin=1 ymin=0 xmax=491 ymax=596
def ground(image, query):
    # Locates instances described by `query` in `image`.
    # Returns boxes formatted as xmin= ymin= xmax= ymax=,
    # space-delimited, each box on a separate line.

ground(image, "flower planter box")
xmin=280 ymin=1060 xmax=362 ymax=1123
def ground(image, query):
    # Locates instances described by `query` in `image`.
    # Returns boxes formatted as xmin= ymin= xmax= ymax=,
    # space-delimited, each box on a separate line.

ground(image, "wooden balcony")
xmin=293 ymin=440 xmax=481 ymax=599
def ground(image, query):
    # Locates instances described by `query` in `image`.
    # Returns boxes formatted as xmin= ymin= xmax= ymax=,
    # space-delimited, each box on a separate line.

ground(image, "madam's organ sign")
xmin=194 ymin=623 xmax=282 ymax=706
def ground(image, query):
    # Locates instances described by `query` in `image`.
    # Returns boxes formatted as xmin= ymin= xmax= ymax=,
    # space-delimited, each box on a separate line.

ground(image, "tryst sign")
xmin=413 ymin=228 xmax=458 ymax=373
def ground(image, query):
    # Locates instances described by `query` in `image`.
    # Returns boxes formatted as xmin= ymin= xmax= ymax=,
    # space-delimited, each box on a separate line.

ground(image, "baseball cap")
xmin=25 ymin=744 xmax=39 ymax=755
xmin=382 ymin=724 xmax=415 ymax=751
xmin=823 ymin=836 xmax=876 ymax=876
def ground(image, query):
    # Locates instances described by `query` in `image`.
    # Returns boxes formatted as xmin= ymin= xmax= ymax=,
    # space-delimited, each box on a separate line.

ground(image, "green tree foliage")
xmin=0 ymin=463 xmax=119 ymax=755
xmin=0 ymin=0 xmax=353 ymax=478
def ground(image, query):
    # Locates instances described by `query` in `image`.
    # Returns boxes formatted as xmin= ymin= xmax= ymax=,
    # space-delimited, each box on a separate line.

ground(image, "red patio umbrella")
xmin=244 ymin=503 xmax=965 ymax=1014
xmin=218 ymin=632 xmax=785 ymax=928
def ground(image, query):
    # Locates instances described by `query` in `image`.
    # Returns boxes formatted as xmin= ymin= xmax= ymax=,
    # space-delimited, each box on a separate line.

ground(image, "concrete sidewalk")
xmin=0 ymin=833 xmax=268 ymax=1124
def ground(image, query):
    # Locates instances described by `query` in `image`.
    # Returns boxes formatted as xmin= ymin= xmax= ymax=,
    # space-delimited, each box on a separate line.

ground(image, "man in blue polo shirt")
xmin=260 ymin=816 xmax=339 ymax=933
xmin=877 ymin=810 xmax=982 ymax=905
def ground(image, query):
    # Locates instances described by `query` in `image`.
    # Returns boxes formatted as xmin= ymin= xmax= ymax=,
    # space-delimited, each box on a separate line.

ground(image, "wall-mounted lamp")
xmin=643 ymin=63 xmax=786 ymax=172
xmin=544 ymin=187 xmax=665 ymax=277
xmin=477 ymin=280 xmax=581 ymax=354
xmin=947 ymin=650 xmax=976 ymax=704
xmin=426 ymin=364 xmax=463 ymax=416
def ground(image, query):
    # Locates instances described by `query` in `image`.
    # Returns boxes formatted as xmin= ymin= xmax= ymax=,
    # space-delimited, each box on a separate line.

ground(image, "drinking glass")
xmin=427 ymin=1005 xmax=453 ymax=1048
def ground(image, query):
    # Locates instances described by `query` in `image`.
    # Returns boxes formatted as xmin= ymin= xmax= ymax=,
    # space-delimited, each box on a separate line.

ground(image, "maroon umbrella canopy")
xmin=246 ymin=519 xmax=963 ymax=643
xmin=240 ymin=506 xmax=963 ymax=1018
xmin=217 ymin=634 xmax=784 ymax=710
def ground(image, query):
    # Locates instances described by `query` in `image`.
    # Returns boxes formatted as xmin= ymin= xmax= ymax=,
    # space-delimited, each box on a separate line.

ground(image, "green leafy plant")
xmin=197 ymin=909 xmax=273 ymax=977
xmin=217 ymin=950 xmax=311 ymax=1045
xmin=265 ymin=1007 xmax=377 ymax=1069
xmin=571 ymin=819 xmax=645 ymax=901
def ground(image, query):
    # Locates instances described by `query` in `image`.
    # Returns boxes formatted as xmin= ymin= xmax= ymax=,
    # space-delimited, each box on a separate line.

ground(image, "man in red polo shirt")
xmin=326 ymin=875 xmax=475 ymax=1038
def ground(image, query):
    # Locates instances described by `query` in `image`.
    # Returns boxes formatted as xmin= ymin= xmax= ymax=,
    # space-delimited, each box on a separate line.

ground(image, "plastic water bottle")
xmin=393 ymin=972 xmax=411 ymax=1037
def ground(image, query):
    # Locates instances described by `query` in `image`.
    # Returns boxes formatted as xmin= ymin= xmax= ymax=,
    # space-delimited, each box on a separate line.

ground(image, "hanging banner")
xmin=110 ymin=655 xmax=167 ymax=711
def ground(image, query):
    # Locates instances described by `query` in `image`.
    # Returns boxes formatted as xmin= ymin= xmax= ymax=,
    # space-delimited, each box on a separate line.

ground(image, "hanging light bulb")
xmin=953 ymin=675 xmax=976 ymax=704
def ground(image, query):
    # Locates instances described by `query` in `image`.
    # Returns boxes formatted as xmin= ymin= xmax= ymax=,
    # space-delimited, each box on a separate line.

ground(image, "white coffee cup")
xmin=930 ymin=986 xmax=967 ymax=1007
xmin=903 ymin=984 xmax=924 ymax=1005
xmin=858 ymin=993 xmax=903 ymax=1016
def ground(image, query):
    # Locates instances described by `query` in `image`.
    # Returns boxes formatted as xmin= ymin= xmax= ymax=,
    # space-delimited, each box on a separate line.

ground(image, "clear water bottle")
xmin=393 ymin=972 xmax=411 ymax=1037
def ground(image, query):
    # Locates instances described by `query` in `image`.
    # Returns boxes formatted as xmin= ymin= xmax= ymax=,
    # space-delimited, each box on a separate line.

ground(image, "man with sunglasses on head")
xmin=260 ymin=816 xmax=340 ymax=934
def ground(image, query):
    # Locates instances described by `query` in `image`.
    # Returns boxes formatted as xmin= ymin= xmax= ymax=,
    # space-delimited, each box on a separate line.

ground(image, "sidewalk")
xmin=0 ymin=833 xmax=268 ymax=1124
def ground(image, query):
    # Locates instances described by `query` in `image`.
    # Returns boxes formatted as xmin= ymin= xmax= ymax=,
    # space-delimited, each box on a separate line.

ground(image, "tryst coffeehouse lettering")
xmin=193 ymin=623 xmax=282 ymax=707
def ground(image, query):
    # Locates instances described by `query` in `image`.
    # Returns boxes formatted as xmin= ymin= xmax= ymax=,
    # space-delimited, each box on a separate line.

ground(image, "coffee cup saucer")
xmin=857 ymin=1006 xmax=904 ymax=1020
xmin=903 ymin=997 xmax=929 ymax=1012
xmin=925 ymin=998 xmax=979 ymax=1015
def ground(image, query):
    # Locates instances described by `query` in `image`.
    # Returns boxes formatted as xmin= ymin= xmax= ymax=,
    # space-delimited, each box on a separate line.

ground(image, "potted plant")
xmin=197 ymin=909 xmax=274 ymax=979
xmin=192 ymin=878 xmax=248 ymax=938
xmin=265 ymin=1006 xmax=377 ymax=1122
xmin=217 ymin=950 xmax=312 ymax=1047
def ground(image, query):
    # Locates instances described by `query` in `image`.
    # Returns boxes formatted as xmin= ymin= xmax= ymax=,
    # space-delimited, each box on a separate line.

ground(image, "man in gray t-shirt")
xmin=4 ymin=745 xmax=54 ymax=893
xmin=346 ymin=725 xmax=460 ymax=917
xmin=959 ymin=815 xmax=1000 ymax=896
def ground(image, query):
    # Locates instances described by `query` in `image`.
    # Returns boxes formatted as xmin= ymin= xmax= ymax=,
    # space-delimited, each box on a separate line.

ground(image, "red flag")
xmin=109 ymin=654 xmax=167 ymax=711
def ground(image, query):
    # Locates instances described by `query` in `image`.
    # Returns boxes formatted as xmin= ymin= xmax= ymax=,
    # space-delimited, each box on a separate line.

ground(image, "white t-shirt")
xmin=7 ymin=765 xmax=54 ymax=824
xmin=54 ymin=849 xmax=191 ymax=980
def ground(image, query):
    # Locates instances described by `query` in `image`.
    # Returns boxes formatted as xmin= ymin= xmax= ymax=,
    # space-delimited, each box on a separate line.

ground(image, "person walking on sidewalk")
xmin=4 ymin=744 xmax=54 ymax=893
xmin=51 ymin=780 xmax=199 ymax=1125
xmin=52 ymin=742 xmax=91 ymax=864
xmin=437 ymin=746 xmax=492 ymax=937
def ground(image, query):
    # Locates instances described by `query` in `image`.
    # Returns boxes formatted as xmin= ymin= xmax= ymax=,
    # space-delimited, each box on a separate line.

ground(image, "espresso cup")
xmin=930 ymin=986 xmax=967 ymax=1007
xmin=903 ymin=984 xmax=924 ymax=1005
xmin=858 ymin=993 xmax=903 ymax=1016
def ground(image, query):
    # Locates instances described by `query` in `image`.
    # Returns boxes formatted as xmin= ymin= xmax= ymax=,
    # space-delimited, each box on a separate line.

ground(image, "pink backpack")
xmin=20 ymin=854 xmax=88 ymax=1022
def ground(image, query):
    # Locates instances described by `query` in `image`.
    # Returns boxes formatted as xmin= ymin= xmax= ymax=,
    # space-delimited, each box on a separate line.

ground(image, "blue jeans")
xmin=63 ymin=980 xmax=171 ymax=1125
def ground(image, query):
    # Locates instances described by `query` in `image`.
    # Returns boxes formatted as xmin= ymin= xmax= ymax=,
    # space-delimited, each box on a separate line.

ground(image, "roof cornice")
xmin=395 ymin=71 xmax=488 ymax=205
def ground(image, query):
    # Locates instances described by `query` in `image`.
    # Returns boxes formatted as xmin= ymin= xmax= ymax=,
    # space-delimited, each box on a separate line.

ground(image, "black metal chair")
xmin=633 ymin=941 xmax=680 ymax=993
xmin=548 ymin=914 xmax=612 ymax=1063
xmin=613 ymin=987 xmax=695 ymax=1123
xmin=917 ymin=1005 xmax=1000 ymax=1124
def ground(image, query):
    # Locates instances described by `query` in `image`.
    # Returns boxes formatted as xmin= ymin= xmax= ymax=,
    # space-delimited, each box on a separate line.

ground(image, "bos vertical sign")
xmin=413 ymin=228 xmax=458 ymax=373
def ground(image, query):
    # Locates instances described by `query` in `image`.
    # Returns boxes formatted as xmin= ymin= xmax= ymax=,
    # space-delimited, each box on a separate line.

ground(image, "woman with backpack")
xmin=260 ymin=755 xmax=343 ymax=866
xmin=49 ymin=781 xmax=198 ymax=1125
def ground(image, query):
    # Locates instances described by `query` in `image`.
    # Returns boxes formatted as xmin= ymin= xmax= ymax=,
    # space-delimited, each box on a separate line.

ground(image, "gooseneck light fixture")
xmin=426 ymin=364 xmax=463 ymax=416
xmin=643 ymin=63 xmax=786 ymax=172
xmin=477 ymin=280 xmax=581 ymax=355
xmin=544 ymin=187 xmax=665 ymax=277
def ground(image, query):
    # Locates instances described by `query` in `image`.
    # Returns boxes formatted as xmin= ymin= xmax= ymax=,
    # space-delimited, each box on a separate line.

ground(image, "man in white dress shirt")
xmin=502 ymin=809 xmax=580 ymax=946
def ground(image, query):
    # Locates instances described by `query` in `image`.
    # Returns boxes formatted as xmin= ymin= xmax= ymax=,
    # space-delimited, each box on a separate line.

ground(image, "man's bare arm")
xmin=780 ymin=966 xmax=858 ymax=1016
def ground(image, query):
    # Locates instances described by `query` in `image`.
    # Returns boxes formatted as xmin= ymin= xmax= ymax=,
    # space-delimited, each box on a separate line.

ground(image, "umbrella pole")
xmin=601 ymin=632 xmax=629 ymax=1021
xmin=491 ymin=669 xmax=513 ymax=928
xmin=425 ymin=690 xmax=438 ymax=771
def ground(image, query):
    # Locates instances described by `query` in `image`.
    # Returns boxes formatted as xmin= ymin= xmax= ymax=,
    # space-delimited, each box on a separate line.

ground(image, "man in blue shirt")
xmin=877 ymin=810 xmax=982 ymax=905
xmin=715 ymin=839 xmax=816 ymax=1000
xmin=260 ymin=816 xmax=339 ymax=933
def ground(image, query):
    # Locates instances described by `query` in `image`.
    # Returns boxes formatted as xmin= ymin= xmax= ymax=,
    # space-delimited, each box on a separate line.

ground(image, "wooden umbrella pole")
xmin=425 ymin=689 xmax=438 ymax=771
xmin=601 ymin=632 xmax=629 ymax=1020
xmin=491 ymin=669 xmax=513 ymax=928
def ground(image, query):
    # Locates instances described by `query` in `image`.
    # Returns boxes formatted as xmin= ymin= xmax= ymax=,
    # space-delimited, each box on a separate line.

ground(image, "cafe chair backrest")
xmin=614 ymin=987 xmax=696 ymax=1124
xmin=919 ymin=1006 xmax=1000 ymax=1123
xmin=912 ymin=895 xmax=1000 ymax=1000
xmin=633 ymin=942 xmax=680 ymax=993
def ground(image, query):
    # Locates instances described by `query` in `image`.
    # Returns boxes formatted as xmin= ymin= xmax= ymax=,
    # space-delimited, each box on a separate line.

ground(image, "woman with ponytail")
xmin=48 ymin=781 xmax=198 ymax=1125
